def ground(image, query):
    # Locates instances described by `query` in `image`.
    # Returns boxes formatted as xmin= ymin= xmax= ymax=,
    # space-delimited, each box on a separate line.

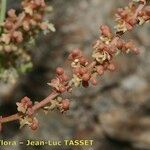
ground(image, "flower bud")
xmin=21 ymin=97 xmax=32 ymax=107
xmin=61 ymin=99 xmax=70 ymax=111
xmin=100 ymin=25 xmax=112 ymax=37
xmin=99 ymin=43 xmax=105 ymax=50
xmin=74 ymin=67 xmax=81 ymax=75
xmin=82 ymin=81 xmax=89 ymax=88
xmin=116 ymin=39 xmax=124 ymax=49
xmin=80 ymin=68 xmax=88 ymax=75
xmin=68 ymin=54 xmax=73 ymax=60
xmin=82 ymin=73 xmax=91 ymax=81
xmin=23 ymin=21 xmax=30 ymax=31
xmin=30 ymin=119 xmax=39 ymax=130
xmin=59 ymin=87 xmax=66 ymax=93
xmin=5 ymin=21 xmax=13 ymax=30
xmin=107 ymin=63 xmax=115 ymax=71
xmin=71 ymin=48 xmax=81 ymax=58
xmin=61 ymin=74 xmax=69 ymax=82
xmin=97 ymin=65 xmax=104 ymax=75
xmin=91 ymin=78 xmax=97 ymax=86
xmin=80 ymin=57 xmax=87 ymax=65
xmin=40 ymin=22 xmax=48 ymax=30
xmin=7 ymin=9 xmax=16 ymax=18
xmin=132 ymin=47 xmax=140 ymax=54
xmin=56 ymin=67 xmax=64 ymax=75
xmin=125 ymin=41 xmax=133 ymax=49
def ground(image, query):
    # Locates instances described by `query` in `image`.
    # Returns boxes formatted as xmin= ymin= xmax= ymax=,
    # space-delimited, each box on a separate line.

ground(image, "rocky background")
xmin=0 ymin=0 xmax=150 ymax=150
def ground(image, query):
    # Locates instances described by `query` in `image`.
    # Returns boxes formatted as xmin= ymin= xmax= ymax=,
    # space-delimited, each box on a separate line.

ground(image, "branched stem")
xmin=0 ymin=0 xmax=149 ymax=131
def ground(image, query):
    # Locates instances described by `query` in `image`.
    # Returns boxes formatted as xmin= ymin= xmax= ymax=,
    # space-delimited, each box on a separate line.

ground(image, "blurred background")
xmin=0 ymin=0 xmax=150 ymax=150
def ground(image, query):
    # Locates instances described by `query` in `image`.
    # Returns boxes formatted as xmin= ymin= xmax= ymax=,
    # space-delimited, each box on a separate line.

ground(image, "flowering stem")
xmin=0 ymin=61 xmax=98 ymax=125
xmin=1 ymin=92 xmax=59 ymax=124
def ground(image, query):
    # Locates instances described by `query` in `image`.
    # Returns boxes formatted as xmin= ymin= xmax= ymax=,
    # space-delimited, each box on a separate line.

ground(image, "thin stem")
xmin=1 ymin=114 xmax=19 ymax=123
xmin=0 ymin=0 xmax=6 ymax=23
xmin=32 ymin=92 xmax=58 ymax=111
xmin=0 ymin=0 xmax=7 ymax=32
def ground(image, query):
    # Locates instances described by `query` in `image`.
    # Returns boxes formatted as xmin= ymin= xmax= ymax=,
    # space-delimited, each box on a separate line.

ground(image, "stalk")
xmin=0 ymin=0 xmax=7 ymax=32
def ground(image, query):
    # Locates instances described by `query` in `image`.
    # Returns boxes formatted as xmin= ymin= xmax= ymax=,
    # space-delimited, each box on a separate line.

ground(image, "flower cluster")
xmin=42 ymin=97 xmax=70 ymax=113
xmin=48 ymin=67 xmax=69 ymax=93
xmin=16 ymin=96 xmax=33 ymax=115
xmin=92 ymin=25 xmax=139 ymax=65
xmin=1 ymin=0 xmax=54 ymax=49
xmin=68 ymin=49 xmax=93 ymax=87
xmin=0 ymin=0 xmax=55 ymax=83
xmin=115 ymin=0 xmax=150 ymax=33
xmin=16 ymin=97 xmax=38 ymax=130
xmin=16 ymin=96 xmax=70 ymax=130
